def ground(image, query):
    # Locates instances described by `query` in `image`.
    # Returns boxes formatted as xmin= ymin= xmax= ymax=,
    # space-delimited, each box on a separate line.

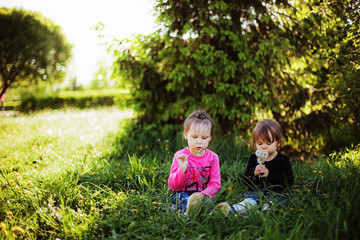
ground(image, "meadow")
xmin=0 ymin=107 xmax=359 ymax=239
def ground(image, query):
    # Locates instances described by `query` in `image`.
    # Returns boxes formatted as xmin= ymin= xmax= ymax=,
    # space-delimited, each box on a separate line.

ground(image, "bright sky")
xmin=1 ymin=0 xmax=157 ymax=85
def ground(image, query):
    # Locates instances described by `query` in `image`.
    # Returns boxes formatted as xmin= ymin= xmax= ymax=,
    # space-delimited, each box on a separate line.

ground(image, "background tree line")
xmin=0 ymin=7 xmax=72 ymax=100
xmin=111 ymin=0 xmax=359 ymax=154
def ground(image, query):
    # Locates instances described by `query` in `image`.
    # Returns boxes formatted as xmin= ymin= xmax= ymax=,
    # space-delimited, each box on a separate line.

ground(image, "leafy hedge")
xmin=17 ymin=89 xmax=132 ymax=112
xmin=111 ymin=0 xmax=360 ymax=154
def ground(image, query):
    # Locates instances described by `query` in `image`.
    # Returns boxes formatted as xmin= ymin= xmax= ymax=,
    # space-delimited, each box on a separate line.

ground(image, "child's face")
xmin=184 ymin=123 xmax=212 ymax=156
xmin=255 ymin=137 xmax=278 ymax=156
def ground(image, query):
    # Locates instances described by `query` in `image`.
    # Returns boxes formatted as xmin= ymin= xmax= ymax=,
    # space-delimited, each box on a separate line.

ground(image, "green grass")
xmin=1 ymin=107 xmax=359 ymax=239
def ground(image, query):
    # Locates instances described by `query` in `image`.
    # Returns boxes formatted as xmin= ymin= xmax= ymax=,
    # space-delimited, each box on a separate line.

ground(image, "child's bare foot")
xmin=186 ymin=192 xmax=204 ymax=213
xmin=211 ymin=202 xmax=230 ymax=216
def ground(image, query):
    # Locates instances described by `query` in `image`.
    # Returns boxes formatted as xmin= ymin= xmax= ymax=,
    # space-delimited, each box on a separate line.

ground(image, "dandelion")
xmin=313 ymin=170 xmax=317 ymax=173
xmin=152 ymin=202 xmax=158 ymax=205
xmin=318 ymin=171 xmax=322 ymax=174
xmin=90 ymin=207 xmax=97 ymax=211
xmin=145 ymin=145 xmax=148 ymax=149
xmin=131 ymin=209 xmax=138 ymax=213
xmin=0 ymin=222 xmax=8 ymax=236
xmin=139 ymin=146 xmax=143 ymax=150
xmin=152 ymin=167 xmax=157 ymax=170
xmin=11 ymin=226 xmax=25 ymax=234
xmin=90 ymin=172 xmax=96 ymax=176
xmin=255 ymin=150 xmax=268 ymax=165
xmin=6 ymin=211 xmax=12 ymax=216
xmin=162 ymin=179 xmax=167 ymax=183
xmin=227 ymin=187 xmax=232 ymax=192
xmin=185 ymin=228 xmax=190 ymax=231
xmin=298 ymin=209 xmax=303 ymax=212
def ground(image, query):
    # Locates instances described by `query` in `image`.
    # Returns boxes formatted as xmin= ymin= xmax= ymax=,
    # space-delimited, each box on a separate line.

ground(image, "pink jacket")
xmin=168 ymin=147 xmax=221 ymax=197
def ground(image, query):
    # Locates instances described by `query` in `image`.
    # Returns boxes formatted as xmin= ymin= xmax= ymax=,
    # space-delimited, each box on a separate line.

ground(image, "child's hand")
xmin=254 ymin=164 xmax=269 ymax=177
xmin=176 ymin=153 xmax=189 ymax=173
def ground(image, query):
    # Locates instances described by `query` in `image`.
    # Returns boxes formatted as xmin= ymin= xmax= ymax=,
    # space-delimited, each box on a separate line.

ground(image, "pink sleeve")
xmin=201 ymin=154 xmax=221 ymax=197
xmin=168 ymin=152 xmax=186 ymax=191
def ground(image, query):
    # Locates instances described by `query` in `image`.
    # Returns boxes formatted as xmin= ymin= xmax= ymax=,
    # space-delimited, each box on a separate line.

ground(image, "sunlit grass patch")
xmin=1 ymin=108 xmax=360 ymax=239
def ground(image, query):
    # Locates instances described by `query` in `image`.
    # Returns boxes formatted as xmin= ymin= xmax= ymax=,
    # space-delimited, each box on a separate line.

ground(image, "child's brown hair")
xmin=250 ymin=119 xmax=284 ymax=149
xmin=183 ymin=110 xmax=215 ymax=137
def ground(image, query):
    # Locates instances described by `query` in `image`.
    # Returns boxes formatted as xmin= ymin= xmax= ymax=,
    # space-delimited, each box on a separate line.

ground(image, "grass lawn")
xmin=0 ymin=107 xmax=359 ymax=239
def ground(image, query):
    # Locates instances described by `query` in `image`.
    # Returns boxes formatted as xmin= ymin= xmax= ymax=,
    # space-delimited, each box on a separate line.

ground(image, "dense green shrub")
xmin=111 ymin=0 xmax=360 ymax=154
xmin=17 ymin=89 xmax=131 ymax=112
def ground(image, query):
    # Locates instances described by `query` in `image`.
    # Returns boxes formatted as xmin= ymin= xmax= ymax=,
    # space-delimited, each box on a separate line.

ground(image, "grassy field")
xmin=0 ymin=107 xmax=359 ymax=239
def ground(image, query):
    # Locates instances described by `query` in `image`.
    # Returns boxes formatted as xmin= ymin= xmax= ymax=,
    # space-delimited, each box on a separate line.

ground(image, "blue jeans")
xmin=171 ymin=191 xmax=213 ymax=212
xmin=172 ymin=191 xmax=194 ymax=212
xmin=244 ymin=189 xmax=287 ymax=202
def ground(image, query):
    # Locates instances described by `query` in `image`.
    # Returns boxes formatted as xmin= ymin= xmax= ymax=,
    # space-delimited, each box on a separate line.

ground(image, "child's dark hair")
xmin=183 ymin=110 xmax=215 ymax=136
xmin=250 ymin=119 xmax=283 ymax=149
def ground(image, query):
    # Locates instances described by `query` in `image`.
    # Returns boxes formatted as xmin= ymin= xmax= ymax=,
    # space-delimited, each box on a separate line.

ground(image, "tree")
xmin=0 ymin=8 xmax=72 ymax=99
xmin=113 ymin=0 xmax=300 ymax=129
xmin=285 ymin=0 xmax=360 ymax=152
xmin=111 ymin=0 xmax=359 ymax=153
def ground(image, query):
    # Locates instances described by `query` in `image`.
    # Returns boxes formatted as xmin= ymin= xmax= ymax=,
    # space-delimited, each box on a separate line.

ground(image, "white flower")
xmin=255 ymin=150 xmax=268 ymax=164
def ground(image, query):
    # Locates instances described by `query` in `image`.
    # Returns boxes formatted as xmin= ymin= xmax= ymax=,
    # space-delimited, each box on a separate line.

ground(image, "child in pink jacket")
xmin=168 ymin=110 xmax=221 ymax=213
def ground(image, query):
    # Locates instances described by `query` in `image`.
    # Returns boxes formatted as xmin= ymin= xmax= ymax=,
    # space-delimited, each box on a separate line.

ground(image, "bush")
xmin=111 ymin=0 xmax=360 ymax=155
xmin=17 ymin=89 xmax=131 ymax=112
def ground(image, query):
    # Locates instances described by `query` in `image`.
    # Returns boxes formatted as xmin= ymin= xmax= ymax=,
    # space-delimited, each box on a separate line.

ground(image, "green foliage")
xmin=110 ymin=0 xmax=360 ymax=153
xmin=111 ymin=0 xmax=297 ymax=134
xmin=0 ymin=8 xmax=72 ymax=99
xmin=287 ymin=0 xmax=360 ymax=153
xmin=328 ymin=144 xmax=360 ymax=168
xmin=17 ymin=89 xmax=130 ymax=112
